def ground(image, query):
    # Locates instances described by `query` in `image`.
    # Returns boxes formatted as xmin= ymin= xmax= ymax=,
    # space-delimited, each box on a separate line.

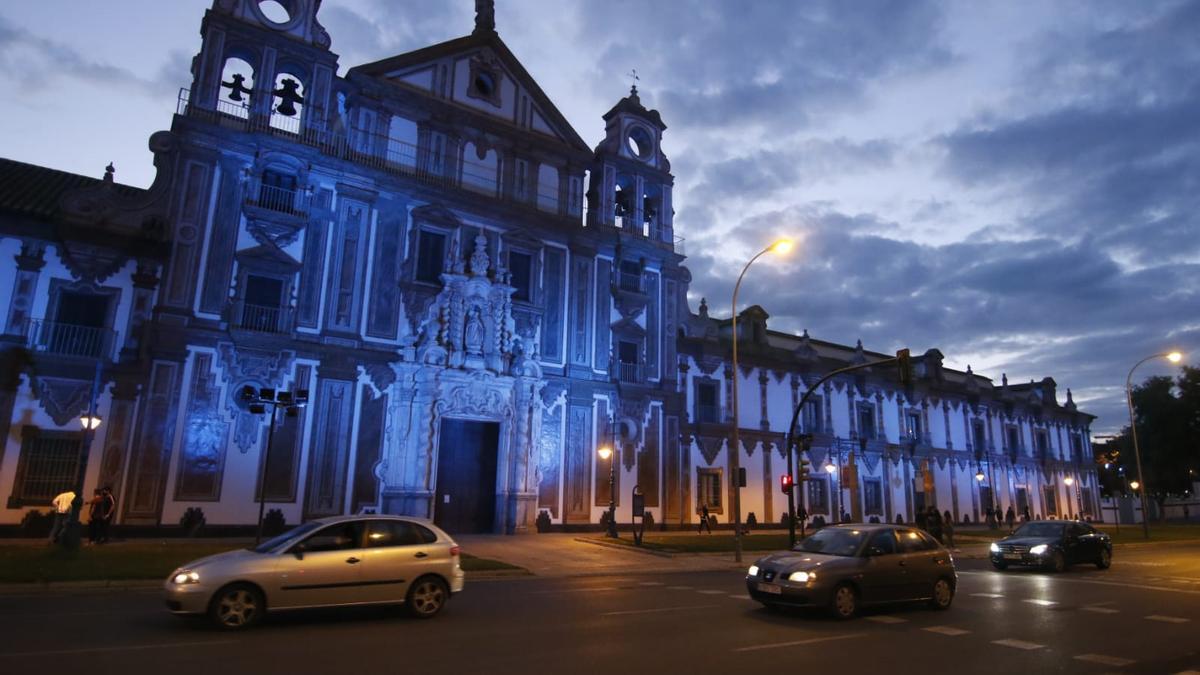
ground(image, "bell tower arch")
xmin=586 ymin=86 xmax=675 ymax=247
xmin=189 ymin=0 xmax=339 ymax=133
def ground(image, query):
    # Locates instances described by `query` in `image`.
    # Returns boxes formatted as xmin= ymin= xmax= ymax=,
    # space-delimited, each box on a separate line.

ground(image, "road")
xmin=2 ymin=542 xmax=1198 ymax=674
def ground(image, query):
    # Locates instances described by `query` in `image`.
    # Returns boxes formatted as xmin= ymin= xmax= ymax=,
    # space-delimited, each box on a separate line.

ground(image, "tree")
xmin=1115 ymin=367 xmax=1200 ymax=518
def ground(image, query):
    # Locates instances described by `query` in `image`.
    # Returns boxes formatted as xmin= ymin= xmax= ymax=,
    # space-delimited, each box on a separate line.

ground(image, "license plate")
xmin=758 ymin=583 xmax=782 ymax=595
xmin=1003 ymin=553 xmax=1022 ymax=560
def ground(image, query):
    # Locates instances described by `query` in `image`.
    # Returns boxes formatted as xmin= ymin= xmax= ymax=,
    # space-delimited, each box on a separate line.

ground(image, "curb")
xmin=573 ymin=537 xmax=677 ymax=558
xmin=0 ymin=579 xmax=162 ymax=594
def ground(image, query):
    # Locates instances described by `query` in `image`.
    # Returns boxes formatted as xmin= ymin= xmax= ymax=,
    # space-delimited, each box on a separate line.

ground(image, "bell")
xmin=221 ymin=73 xmax=252 ymax=102
xmin=272 ymin=78 xmax=305 ymax=117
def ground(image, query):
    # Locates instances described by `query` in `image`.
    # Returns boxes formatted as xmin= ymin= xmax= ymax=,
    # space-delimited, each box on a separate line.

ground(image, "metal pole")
xmin=255 ymin=403 xmax=278 ymax=545
xmin=1126 ymin=354 xmax=1163 ymax=540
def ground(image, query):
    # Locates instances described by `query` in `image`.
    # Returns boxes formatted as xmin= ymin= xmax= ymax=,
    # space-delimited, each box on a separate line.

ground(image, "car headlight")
xmin=788 ymin=571 xmax=814 ymax=583
xmin=1029 ymin=544 xmax=1048 ymax=556
xmin=171 ymin=570 xmax=200 ymax=585
xmin=989 ymin=543 xmax=1001 ymax=553
xmin=747 ymin=565 xmax=760 ymax=577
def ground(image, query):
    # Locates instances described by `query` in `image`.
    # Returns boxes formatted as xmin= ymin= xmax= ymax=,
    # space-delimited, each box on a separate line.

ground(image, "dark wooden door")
xmin=434 ymin=420 xmax=499 ymax=534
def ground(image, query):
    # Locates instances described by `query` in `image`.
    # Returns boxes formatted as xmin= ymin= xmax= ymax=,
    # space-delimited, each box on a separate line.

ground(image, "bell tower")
xmin=586 ymin=86 xmax=675 ymax=247
xmin=188 ymin=0 xmax=339 ymax=133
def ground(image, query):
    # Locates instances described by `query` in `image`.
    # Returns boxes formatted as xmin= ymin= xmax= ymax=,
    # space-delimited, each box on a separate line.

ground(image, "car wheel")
xmin=208 ymin=583 xmax=264 ymax=631
xmin=992 ymin=561 xmax=1008 ymax=571
xmin=829 ymin=583 xmax=858 ymax=620
xmin=1047 ymin=551 xmax=1066 ymax=573
xmin=1095 ymin=548 xmax=1112 ymax=570
xmin=929 ymin=578 xmax=955 ymax=610
xmin=406 ymin=576 xmax=449 ymax=619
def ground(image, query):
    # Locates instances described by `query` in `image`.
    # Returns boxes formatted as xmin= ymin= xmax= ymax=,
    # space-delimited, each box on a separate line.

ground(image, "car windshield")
xmin=251 ymin=522 xmax=323 ymax=553
xmin=793 ymin=527 xmax=867 ymax=557
xmin=1013 ymin=522 xmax=1065 ymax=538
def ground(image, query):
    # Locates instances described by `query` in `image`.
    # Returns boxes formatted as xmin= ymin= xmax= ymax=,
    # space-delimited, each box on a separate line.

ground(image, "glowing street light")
xmin=975 ymin=467 xmax=986 ymax=482
xmin=729 ymin=237 xmax=794 ymax=562
xmin=1126 ymin=350 xmax=1185 ymax=539
xmin=79 ymin=414 xmax=103 ymax=430
xmin=597 ymin=446 xmax=617 ymax=538
xmin=1064 ymin=476 xmax=1074 ymax=486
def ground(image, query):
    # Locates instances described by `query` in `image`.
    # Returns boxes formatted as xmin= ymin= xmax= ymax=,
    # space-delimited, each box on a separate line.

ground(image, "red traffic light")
xmin=780 ymin=474 xmax=794 ymax=493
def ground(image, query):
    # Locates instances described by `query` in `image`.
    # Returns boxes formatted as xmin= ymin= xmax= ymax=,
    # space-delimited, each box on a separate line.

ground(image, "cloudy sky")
xmin=1 ymin=0 xmax=1196 ymax=434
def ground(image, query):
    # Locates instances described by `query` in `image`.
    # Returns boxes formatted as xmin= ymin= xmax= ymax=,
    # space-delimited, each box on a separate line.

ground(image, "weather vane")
xmin=627 ymin=68 xmax=639 ymax=94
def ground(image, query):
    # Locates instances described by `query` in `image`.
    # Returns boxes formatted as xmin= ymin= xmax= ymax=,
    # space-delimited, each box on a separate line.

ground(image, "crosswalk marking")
xmin=696 ymin=590 xmax=726 ymax=595
xmin=865 ymin=615 xmax=907 ymax=624
xmin=1146 ymin=615 xmax=1190 ymax=624
xmin=601 ymin=604 xmax=719 ymax=617
xmin=638 ymin=581 xmax=664 ymax=586
xmin=1082 ymin=606 xmax=1120 ymax=614
xmin=992 ymin=639 xmax=1045 ymax=651
xmin=1073 ymin=654 xmax=1135 ymax=667
xmin=971 ymin=593 xmax=1004 ymax=598
xmin=734 ymin=633 xmax=864 ymax=653
xmin=923 ymin=626 xmax=970 ymax=636
xmin=1023 ymin=598 xmax=1057 ymax=606
xmin=729 ymin=594 xmax=754 ymax=600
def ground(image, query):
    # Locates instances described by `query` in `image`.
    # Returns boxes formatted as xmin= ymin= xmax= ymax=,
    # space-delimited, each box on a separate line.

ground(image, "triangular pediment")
xmin=349 ymin=33 xmax=589 ymax=153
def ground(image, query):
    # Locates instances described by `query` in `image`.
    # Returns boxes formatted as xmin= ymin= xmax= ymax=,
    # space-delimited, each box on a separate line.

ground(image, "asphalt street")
xmin=2 ymin=542 xmax=1198 ymax=675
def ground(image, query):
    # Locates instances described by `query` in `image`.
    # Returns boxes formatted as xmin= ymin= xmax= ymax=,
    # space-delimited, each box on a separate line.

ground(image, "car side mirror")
xmin=291 ymin=543 xmax=305 ymax=560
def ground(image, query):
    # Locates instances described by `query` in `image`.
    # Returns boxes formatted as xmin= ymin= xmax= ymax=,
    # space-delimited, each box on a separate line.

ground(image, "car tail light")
xmin=450 ymin=545 xmax=461 ymax=557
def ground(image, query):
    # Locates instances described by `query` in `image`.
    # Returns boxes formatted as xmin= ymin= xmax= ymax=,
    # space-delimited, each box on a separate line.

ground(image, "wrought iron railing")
xmin=696 ymin=403 xmax=722 ymax=424
xmin=26 ymin=320 xmax=115 ymax=359
xmin=618 ymin=362 xmax=641 ymax=383
xmin=250 ymin=183 xmax=309 ymax=217
xmin=237 ymin=303 xmax=288 ymax=334
xmin=618 ymin=271 xmax=642 ymax=293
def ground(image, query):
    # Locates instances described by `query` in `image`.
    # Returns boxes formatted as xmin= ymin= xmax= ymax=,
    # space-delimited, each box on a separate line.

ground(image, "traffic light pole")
xmin=784 ymin=352 xmax=908 ymax=549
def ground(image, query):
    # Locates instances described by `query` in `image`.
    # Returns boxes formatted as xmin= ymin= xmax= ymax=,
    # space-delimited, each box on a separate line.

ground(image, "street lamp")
xmin=243 ymin=386 xmax=308 ymax=544
xmin=729 ymin=237 xmax=793 ymax=562
xmin=598 ymin=446 xmax=617 ymax=538
xmin=1125 ymin=350 xmax=1184 ymax=539
xmin=1063 ymin=475 xmax=1077 ymax=520
xmin=975 ymin=467 xmax=986 ymax=482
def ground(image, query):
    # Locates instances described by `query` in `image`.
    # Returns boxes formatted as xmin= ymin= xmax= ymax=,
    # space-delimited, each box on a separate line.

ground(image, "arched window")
xmin=219 ymin=57 xmax=255 ymax=118
xmin=270 ymin=71 xmax=306 ymax=133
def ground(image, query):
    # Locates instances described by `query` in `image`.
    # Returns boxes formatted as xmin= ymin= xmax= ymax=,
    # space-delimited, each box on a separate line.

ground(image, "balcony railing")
xmin=618 ymin=271 xmax=642 ymax=293
xmin=177 ymin=89 xmax=601 ymax=226
xmin=618 ymin=361 xmax=641 ymax=383
xmin=695 ymin=403 xmax=722 ymax=424
xmin=250 ymin=183 xmax=309 ymax=217
xmin=237 ymin=303 xmax=288 ymax=334
xmin=26 ymin=320 xmax=115 ymax=359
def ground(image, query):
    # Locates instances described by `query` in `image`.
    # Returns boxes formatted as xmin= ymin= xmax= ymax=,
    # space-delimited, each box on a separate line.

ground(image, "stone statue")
xmin=465 ymin=307 xmax=484 ymax=355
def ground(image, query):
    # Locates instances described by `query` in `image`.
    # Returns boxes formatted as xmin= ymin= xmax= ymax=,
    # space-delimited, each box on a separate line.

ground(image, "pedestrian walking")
xmin=797 ymin=506 xmax=808 ymax=538
xmin=1005 ymin=506 xmax=1016 ymax=532
xmin=985 ymin=505 xmax=995 ymax=529
xmin=48 ymin=489 xmax=76 ymax=544
xmin=1022 ymin=505 xmax=1031 ymax=523
xmin=928 ymin=507 xmax=944 ymax=543
xmin=97 ymin=486 xmax=116 ymax=543
xmin=698 ymin=503 xmax=712 ymax=534
xmin=943 ymin=511 xmax=956 ymax=549
xmin=86 ymin=489 xmax=104 ymax=544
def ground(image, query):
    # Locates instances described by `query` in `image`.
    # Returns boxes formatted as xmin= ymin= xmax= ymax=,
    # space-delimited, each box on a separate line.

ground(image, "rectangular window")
xmin=697 ymin=469 xmax=722 ymax=512
xmin=12 ymin=428 xmax=83 ymax=505
xmin=259 ymin=170 xmax=298 ymax=214
xmin=905 ymin=411 xmax=922 ymax=440
xmin=509 ymin=251 xmax=533 ymax=302
xmin=1035 ymin=430 xmax=1049 ymax=457
xmin=857 ymin=404 xmax=876 ymax=440
xmin=807 ymin=476 xmax=829 ymax=515
xmin=618 ymin=260 xmax=641 ymax=293
xmin=618 ymin=340 xmax=639 ymax=382
xmin=972 ymin=420 xmax=987 ymax=451
xmin=696 ymin=380 xmax=719 ymax=424
xmin=1043 ymin=486 xmax=1058 ymax=517
xmin=241 ymin=275 xmax=284 ymax=332
xmin=415 ymin=231 xmax=446 ymax=283
xmin=1070 ymin=433 xmax=1083 ymax=461
xmin=1006 ymin=426 xmax=1020 ymax=452
xmin=863 ymin=478 xmax=883 ymax=515
xmin=46 ymin=290 xmax=112 ymax=358
xmin=803 ymin=396 xmax=823 ymax=433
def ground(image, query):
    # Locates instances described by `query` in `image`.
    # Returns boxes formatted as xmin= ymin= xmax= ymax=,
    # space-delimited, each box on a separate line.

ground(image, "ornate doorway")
xmin=434 ymin=419 xmax=500 ymax=533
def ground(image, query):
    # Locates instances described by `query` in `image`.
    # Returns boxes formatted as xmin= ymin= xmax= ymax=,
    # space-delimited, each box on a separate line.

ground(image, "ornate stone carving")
xmin=33 ymin=377 xmax=94 ymax=427
xmin=217 ymin=342 xmax=296 ymax=452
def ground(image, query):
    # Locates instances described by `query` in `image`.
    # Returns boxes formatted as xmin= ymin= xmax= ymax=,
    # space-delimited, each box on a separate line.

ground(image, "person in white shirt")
xmin=48 ymin=489 xmax=76 ymax=544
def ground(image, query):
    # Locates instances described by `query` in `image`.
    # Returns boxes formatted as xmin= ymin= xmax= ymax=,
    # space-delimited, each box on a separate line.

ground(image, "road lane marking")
xmin=958 ymin=570 xmax=1200 ymax=596
xmin=638 ymin=581 xmax=665 ymax=586
xmin=666 ymin=585 xmax=693 ymax=590
xmin=0 ymin=640 xmax=239 ymax=658
xmin=1073 ymin=654 xmax=1135 ymax=667
xmin=734 ymin=633 xmax=864 ymax=652
xmin=971 ymin=593 xmax=1004 ymax=599
xmin=696 ymin=590 xmax=726 ymax=595
xmin=601 ymin=604 xmax=719 ymax=617
xmin=865 ymin=615 xmax=907 ymax=624
xmin=992 ymin=639 xmax=1045 ymax=651
xmin=923 ymin=626 xmax=970 ymax=636
xmin=1146 ymin=615 xmax=1190 ymax=624
xmin=1082 ymin=606 xmax=1120 ymax=614
xmin=532 ymin=587 xmax=619 ymax=594
xmin=729 ymin=594 xmax=754 ymax=600
xmin=1023 ymin=599 xmax=1057 ymax=606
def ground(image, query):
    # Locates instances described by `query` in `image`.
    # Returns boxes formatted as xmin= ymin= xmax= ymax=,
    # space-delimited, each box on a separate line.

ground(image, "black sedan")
xmin=746 ymin=523 xmax=958 ymax=619
xmin=990 ymin=520 xmax=1112 ymax=572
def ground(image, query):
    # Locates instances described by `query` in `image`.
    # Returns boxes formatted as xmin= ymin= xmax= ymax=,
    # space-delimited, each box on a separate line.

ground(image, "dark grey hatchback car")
xmin=746 ymin=523 xmax=958 ymax=619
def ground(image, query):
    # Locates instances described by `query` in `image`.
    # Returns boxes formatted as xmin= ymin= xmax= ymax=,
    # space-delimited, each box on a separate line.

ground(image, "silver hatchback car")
xmin=164 ymin=515 xmax=465 ymax=629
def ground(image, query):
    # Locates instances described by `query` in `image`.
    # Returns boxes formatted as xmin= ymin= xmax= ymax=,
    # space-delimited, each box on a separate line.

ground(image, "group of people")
xmin=985 ymin=505 xmax=1032 ymax=532
xmin=915 ymin=507 xmax=956 ymax=548
xmin=48 ymin=486 xmax=116 ymax=545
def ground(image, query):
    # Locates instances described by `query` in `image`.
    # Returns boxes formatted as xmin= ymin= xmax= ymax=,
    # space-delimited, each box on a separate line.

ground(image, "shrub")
xmin=535 ymin=510 xmax=552 ymax=533
xmin=20 ymin=509 xmax=53 ymax=538
xmin=180 ymin=507 xmax=206 ymax=537
xmin=263 ymin=508 xmax=286 ymax=537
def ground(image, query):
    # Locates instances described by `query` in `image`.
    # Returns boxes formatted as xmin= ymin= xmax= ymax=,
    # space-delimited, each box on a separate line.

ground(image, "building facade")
xmin=0 ymin=0 xmax=1098 ymax=534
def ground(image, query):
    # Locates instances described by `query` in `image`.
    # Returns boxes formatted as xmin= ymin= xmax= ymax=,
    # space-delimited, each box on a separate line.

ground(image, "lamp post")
xmin=1125 ymin=350 xmax=1183 ymax=539
xmin=598 ymin=446 xmax=617 ymax=538
xmin=1063 ymin=475 xmax=1076 ymax=520
xmin=824 ymin=453 xmax=839 ymax=523
xmin=242 ymin=386 xmax=308 ymax=544
xmin=729 ymin=238 xmax=792 ymax=563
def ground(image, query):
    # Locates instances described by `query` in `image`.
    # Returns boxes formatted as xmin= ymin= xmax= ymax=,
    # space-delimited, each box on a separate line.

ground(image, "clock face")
xmin=626 ymin=126 xmax=654 ymax=161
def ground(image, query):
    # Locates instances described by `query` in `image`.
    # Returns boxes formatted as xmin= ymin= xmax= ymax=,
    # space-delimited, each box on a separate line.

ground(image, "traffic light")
xmin=780 ymin=474 xmax=794 ymax=494
xmin=896 ymin=348 xmax=913 ymax=388
xmin=798 ymin=457 xmax=811 ymax=482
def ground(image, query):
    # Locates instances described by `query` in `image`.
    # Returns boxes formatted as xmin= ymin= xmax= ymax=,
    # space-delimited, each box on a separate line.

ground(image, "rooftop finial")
xmin=474 ymin=0 xmax=495 ymax=34
xmin=103 ymin=162 xmax=115 ymax=183
xmin=627 ymin=68 xmax=640 ymax=96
